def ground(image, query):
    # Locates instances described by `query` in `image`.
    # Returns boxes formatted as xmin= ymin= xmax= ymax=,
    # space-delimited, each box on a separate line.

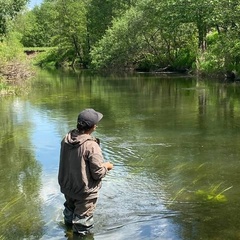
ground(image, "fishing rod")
xmin=110 ymin=163 xmax=157 ymax=168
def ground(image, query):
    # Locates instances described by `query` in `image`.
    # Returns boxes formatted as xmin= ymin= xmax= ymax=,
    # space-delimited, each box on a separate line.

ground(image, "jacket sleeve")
xmin=87 ymin=142 xmax=107 ymax=180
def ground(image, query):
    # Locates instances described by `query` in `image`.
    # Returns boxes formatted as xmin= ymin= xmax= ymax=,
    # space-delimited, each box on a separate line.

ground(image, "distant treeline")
xmin=1 ymin=0 xmax=240 ymax=77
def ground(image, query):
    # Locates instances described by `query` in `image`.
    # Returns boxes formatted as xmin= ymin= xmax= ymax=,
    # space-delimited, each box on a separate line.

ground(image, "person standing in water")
xmin=58 ymin=108 xmax=113 ymax=235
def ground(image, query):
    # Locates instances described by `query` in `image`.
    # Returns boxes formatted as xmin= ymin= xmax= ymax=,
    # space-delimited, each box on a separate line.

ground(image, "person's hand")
xmin=103 ymin=162 xmax=113 ymax=171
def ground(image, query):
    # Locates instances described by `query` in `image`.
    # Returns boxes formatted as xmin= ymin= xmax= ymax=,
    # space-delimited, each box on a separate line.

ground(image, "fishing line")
xmin=112 ymin=163 xmax=158 ymax=168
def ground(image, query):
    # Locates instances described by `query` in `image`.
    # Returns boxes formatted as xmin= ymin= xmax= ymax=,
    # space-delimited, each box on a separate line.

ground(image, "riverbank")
xmin=0 ymin=59 xmax=35 ymax=96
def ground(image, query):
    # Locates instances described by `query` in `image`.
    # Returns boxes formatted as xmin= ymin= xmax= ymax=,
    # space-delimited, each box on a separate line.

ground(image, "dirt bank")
xmin=0 ymin=59 xmax=35 ymax=95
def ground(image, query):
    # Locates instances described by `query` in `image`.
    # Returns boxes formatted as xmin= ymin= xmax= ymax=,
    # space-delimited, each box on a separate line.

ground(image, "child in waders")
xmin=58 ymin=108 xmax=113 ymax=235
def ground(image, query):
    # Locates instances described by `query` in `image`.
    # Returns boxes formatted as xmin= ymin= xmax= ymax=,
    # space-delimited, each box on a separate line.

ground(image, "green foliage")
xmin=196 ymin=28 xmax=240 ymax=75
xmin=86 ymin=0 xmax=136 ymax=47
xmin=0 ymin=32 xmax=34 ymax=95
xmin=0 ymin=0 xmax=29 ymax=37
xmin=0 ymin=31 xmax=24 ymax=62
xmin=6 ymin=0 xmax=240 ymax=74
xmin=86 ymin=0 xmax=117 ymax=47
xmin=15 ymin=2 xmax=57 ymax=47
xmin=90 ymin=6 xmax=145 ymax=69
xmin=91 ymin=0 xmax=198 ymax=71
xmin=0 ymin=79 xmax=10 ymax=95
xmin=90 ymin=0 xmax=240 ymax=73
xmin=31 ymin=48 xmax=58 ymax=67
xmin=196 ymin=52 xmax=224 ymax=75
xmin=51 ymin=0 xmax=88 ymax=66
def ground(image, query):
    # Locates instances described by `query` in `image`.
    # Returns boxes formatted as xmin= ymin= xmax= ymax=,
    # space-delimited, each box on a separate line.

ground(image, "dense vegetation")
xmin=0 ymin=0 xmax=33 ymax=94
xmin=1 ymin=0 xmax=240 ymax=78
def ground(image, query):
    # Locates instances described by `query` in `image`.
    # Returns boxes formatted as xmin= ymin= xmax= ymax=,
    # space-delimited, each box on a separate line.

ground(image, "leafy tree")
xmin=90 ymin=0 xmax=198 ymax=71
xmin=0 ymin=0 xmax=29 ymax=37
xmin=48 ymin=0 xmax=89 ymax=67
xmin=86 ymin=0 xmax=136 ymax=48
xmin=11 ymin=0 xmax=240 ymax=75
xmin=16 ymin=2 xmax=57 ymax=47
xmin=195 ymin=0 xmax=240 ymax=74
xmin=89 ymin=0 xmax=240 ymax=74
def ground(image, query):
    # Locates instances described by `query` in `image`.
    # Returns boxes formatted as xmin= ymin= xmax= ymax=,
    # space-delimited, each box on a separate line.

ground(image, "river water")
xmin=1 ymin=69 xmax=240 ymax=240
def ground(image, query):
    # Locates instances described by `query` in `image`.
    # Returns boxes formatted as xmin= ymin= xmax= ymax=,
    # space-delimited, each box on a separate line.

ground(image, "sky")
xmin=28 ymin=0 xmax=43 ymax=9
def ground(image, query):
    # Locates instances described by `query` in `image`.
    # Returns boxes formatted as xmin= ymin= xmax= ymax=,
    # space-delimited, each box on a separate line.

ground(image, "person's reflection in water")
xmin=65 ymin=225 xmax=94 ymax=240
xmin=72 ymin=233 xmax=94 ymax=240
xmin=58 ymin=109 xmax=113 ymax=237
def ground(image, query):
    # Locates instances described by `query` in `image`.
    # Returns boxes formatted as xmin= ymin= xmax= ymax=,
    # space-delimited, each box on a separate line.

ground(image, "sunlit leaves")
xmin=90 ymin=0 xmax=240 ymax=72
xmin=91 ymin=6 xmax=145 ymax=69
xmin=0 ymin=0 xmax=28 ymax=36
xmin=91 ymin=0 xmax=199 ymax=70
xmin=10 ymin=0 xmax=240 ymax=73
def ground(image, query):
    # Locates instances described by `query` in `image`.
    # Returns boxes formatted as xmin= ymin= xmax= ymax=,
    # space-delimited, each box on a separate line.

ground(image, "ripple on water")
xmin=92 ymin=165 xmax=177 ymax=239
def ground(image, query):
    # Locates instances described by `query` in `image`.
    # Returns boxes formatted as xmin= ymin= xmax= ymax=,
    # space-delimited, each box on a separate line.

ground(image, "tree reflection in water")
xmin=0 ymin=99 xmax=43 ymax=239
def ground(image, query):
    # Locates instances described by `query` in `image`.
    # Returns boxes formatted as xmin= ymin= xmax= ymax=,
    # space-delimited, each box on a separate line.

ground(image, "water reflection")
xmin=0 ymin=98 xmax=43 ymax=239
xmin=1 ymin=70 xmax=240 ymax=239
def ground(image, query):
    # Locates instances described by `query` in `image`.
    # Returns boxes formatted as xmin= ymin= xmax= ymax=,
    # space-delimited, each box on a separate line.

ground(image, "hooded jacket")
xmin=58 ymin=129 xmax=107 ymax=200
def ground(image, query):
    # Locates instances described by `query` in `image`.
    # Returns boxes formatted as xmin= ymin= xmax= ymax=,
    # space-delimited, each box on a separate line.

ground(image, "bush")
xmin=0 ymin=32 xmax=25 ymax=62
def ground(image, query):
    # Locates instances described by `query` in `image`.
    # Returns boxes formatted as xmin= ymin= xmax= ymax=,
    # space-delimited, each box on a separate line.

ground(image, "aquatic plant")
xmin=195 ymin=184 xmax=233 ymax=203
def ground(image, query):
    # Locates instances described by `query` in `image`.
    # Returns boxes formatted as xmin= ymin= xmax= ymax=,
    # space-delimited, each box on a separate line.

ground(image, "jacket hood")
xmin=64 ymin=129 xmax=95 ymax=147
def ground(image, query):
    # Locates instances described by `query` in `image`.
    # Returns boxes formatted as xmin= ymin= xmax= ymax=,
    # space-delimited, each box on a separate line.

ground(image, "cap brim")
xmin=96 ymin=112 xmax=103 ymax=123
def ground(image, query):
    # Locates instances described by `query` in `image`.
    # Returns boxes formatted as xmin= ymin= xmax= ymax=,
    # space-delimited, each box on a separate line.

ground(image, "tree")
xmin=16 ymin=2 xmax=58 ymax=47
xmin=86 ymin=0 xmax=136 ymax=48
xmin=0 ymin=0 xmax=29 ymax=37
xmin=11 ymin=0 xmax=240 ymax=75
xmin=49 ymin=0 xmax=88 ymax=67
xmin=90 ymin=0 xmax=198 ymax=71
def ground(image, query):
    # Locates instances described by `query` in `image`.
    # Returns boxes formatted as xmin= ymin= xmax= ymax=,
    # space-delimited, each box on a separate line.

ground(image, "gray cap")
xmin=77 ymin=108 xmax=103 ymax=127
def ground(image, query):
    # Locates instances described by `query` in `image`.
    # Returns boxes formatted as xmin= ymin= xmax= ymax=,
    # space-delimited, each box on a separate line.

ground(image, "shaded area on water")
xmin=1 ymin=70 xmax=240 ymax=239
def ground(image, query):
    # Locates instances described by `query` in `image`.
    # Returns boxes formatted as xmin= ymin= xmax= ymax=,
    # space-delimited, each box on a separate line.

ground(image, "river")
xmin=1 ymin=69 xmax=240 ymax=240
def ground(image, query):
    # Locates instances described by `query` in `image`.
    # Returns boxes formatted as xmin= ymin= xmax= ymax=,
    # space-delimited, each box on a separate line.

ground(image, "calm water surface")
xmin=1 ymin=69 xmax=240 ymax=240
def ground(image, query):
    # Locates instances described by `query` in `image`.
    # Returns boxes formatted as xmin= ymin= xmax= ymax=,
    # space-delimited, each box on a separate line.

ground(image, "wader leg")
xmin=63 ymin=204 xmax=74 ymax=226
xmin=72 ymin=215 xmax=94 ymax=235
